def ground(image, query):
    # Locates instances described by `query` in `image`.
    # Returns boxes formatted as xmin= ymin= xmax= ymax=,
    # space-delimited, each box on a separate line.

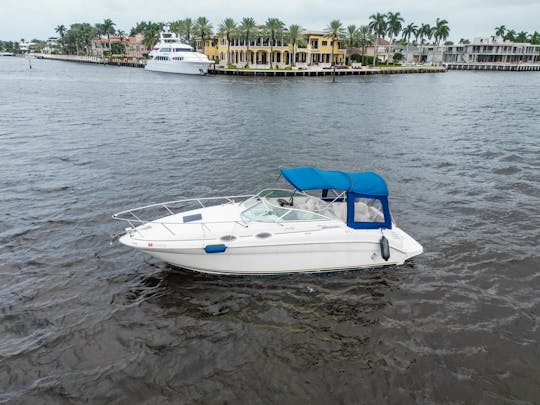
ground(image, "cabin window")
xmin=159 ymin=48 xmax=171 ymax=53
xmin=241 ymin=202 xmax=289 ymax=222
xmin=282 ymin=210 xmax=326 ymax=221
xmin=353 ymin=198 xmax=384 ymax=223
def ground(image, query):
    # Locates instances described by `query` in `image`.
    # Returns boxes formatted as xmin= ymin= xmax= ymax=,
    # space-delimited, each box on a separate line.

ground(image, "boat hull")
xmin=120 ymin=234 xmax=422 ymax=275
xmin=145 ymin=60 xmax=212 ymax=75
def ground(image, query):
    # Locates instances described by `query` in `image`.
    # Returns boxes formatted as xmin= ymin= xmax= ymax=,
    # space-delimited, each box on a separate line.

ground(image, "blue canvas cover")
xmin=280 ymin=167 xmax=388 ymax=196
xmin=281 ymin=167 xmax=392 ymax=229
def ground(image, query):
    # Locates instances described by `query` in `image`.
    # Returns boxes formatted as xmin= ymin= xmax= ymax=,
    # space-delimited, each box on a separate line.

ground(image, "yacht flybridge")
xmin=113 ymin=167 xmax=423 ymax=275
xmin=145 ymin=26 xmax=213 ymax=75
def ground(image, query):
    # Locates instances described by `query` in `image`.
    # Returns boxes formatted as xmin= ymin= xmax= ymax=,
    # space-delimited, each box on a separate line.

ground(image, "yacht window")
xmin=159 ymin=48 xmax=171 ymax=53
xmin=174 ymin=48 xmax=191 ymax=52
xmin=172 ymin=56 xmax=184 ymax=61
xmin=353 ymin=198 xmax=384 ymax=223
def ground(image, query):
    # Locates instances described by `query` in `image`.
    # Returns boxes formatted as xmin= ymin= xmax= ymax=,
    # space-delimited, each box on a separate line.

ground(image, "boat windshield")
xmin=240 ymin=189 xmax=331 ymax=223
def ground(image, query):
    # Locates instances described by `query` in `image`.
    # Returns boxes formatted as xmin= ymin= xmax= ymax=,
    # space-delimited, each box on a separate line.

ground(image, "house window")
xmin=321 ymin=41 xmax=327 ymax=46
xmin=310 ymin=40 xmax=319 ymax=49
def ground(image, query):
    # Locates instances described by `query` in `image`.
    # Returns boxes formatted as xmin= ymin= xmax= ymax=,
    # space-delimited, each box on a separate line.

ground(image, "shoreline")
xmin=39 ymin=54 xmax=447 ymax=75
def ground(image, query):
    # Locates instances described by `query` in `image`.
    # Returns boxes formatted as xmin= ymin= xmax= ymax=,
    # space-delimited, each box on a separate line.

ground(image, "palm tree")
xmin=219 ymin=18 xmax=237 ymax=65
xmin=101 ymin=19 xmax=116 ymax=59
xmin=346 ymin=24 xmax=357 ymax=65
xmin=287 ymin=24 xmax=301 ymax=67
xmin=170 ymin=19 xmax=183 ymax=39
xmin=325 ymin=20 xmax=345 ymax=82
xmin=116 ymin=30 xmax=126 ymax=55
xmin=356 ymin=25 xmax=372 ymax=66
xmin=264 ymin=18 xmax=285 ymax=68
xmin=55 ymin=24 xmax=66 ymax=53
xmin=194 ymin=17 xmax=213 ymax=53
xmin=433 ymin=18 xmax=450 ymax=64
xmin=402 ymin=23 xmax=417 ymax=63
xmin=529 ymin=31 xmax=540 ymax=45
xmin=516 ymin=31 xmax=528 ymax=43
xmin=369 ymin=12 xmax=387 ymax=66
xmin=239 ymin=17 xmax=256 ymax=67
xmin=180 ymin=18 xmax=194 ymax=45
xmin=495 ymin=25 xmax=506 ymax=38
xmin=386 ymin=12 xmax=404 ymax=65
xmin=417 ymin=23 xmax=431 ymax=63
xmin=141 ymin=22 xmax=162 ymax=53
xmin=504 ymin=29 xmax=516 ymax=42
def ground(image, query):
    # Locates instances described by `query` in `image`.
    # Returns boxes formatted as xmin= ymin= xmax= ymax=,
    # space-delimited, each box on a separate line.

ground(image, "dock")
xmin=445 ymin=63 xmax=540 ymax=71
xmin=208 ymin=66 xmax=446 ymax=76
xmin=41 ymin=54 xmax=145 ymax=68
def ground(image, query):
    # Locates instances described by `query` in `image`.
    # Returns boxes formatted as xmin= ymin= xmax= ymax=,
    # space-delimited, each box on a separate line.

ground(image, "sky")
xmin=1 ymin=0 xmax=539 ymax=42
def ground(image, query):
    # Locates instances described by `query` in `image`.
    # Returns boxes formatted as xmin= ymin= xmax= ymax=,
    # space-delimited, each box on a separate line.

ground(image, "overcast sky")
xmin=1 ymin=0 xmax=539 ymax=42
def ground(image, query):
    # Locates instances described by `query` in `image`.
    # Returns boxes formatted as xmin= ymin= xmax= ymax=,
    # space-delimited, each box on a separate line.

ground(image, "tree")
xmin=239 ymin=17 xmax=256 ymax=67
xmin=417 ymin=23 xmax=431 ymax=63
xmin=386 ymin=12 xmax=404 ymax=65
xmin=180 ymin=18 xmax=194 ymax=45
xmin=219 ymin=18 xmax=237 ymax=65
xmin=194 ymin=17 xmax=213 ymax=53
xmin=433 ymin=18 xmax=450 ymax=64
xmin=324 ymin=20 xmax=345 ymax=82
xmin=516 ymin=31 xmax=528 ymax=43
xmin=529 ymin=31 xmax=540 ymax=45
xmin=55 ymin=24 xmax=66 ymax=53
xmin=402 ymin=23 xmax=417 ymax=63
xmin=141 ymin=22 xmax=162 ymax=53
xmin=504 ymin=29 xmax=516 ymax=42
xmin=264 ymin=18 xmax=285 ymax=68
xmin=101 ymin=18 xmax=116 ymax=59
xmin=346 ymin=25 xmax=357 ymax=66
xmin=356 ymin=25 xmax=372 ymax=66
xmin=171 ymin=18 xmax=194 ymax=46
xmin=495 ymin=25 xmax=506 ymax=38
xmin=287 ymin=24 xmax=301 ymax=67
xmin=369 ymin=12 xmax=387 ymax=66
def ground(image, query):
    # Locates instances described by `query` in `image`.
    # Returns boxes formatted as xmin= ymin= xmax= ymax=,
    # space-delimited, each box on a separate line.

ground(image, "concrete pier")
xmin=41 ymin=54 xmax=145 ymax=68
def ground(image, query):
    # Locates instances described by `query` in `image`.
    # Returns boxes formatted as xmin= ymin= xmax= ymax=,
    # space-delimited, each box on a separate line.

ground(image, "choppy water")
xmin=0 ymin=56 xmax=539 ymax=404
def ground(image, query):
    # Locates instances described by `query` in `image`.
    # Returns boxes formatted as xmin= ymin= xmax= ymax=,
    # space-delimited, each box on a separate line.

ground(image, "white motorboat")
xmin=113 ymin=167 xmax=423 ymax=275
xmin=145 ymin=26 xmax=213 ymax=75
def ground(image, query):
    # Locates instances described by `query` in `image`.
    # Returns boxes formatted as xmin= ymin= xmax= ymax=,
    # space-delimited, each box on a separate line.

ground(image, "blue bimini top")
xmin=280 ymin=167 xmax=388 ymax=196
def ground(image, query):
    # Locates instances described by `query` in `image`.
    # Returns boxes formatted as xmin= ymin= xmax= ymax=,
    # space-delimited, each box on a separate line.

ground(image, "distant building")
xmin=444 ymin=37 xmax=540 ymax=64
xmin=41 ymin=37 xmax=59 ymax=54
xmin=91 ymin=34 xmax=148 ymax=58
xmin=18 ymin=39 xmax=36 ymax=53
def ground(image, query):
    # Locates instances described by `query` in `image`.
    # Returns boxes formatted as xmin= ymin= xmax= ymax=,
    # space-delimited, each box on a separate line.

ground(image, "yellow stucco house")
xmin=196 ymin=29 xmax=347 ymax=68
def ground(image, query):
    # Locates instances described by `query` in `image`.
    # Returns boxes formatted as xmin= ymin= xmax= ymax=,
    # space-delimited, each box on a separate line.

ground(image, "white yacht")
xmin=145 ymin=26 xmax=213 ymax=75
xmin=113 ymin=167 xmax=423 ymax=275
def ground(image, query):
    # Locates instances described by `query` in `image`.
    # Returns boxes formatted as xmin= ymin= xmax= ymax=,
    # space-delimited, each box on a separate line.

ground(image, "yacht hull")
xmin=145 ymin=60 xmax=212 ymax=75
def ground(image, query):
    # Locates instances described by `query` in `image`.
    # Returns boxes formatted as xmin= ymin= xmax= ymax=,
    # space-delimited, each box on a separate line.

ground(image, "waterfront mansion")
xmin=196 ymin=30 xmax=348 ymax=68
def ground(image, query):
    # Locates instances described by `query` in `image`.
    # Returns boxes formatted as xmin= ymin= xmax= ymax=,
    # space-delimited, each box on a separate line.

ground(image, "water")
xmin=1 ymin=57 xmax=539 ymax=404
